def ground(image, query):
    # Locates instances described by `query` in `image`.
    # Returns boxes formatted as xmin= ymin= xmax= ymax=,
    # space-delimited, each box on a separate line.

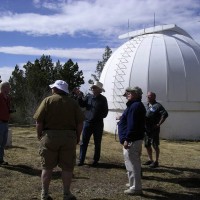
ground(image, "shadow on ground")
xmin=1 ymin=164 xmax=61 ymax=179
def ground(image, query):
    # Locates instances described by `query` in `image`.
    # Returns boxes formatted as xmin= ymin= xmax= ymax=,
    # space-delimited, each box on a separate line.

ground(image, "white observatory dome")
xmin=100 ymin=24 xmax=200 ymax=140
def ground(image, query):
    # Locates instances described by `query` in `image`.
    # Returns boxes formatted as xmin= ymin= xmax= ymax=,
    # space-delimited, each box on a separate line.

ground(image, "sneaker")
xmin=0 ymin=160 xmax=8 ymax=165
xmin=63 ymin=192 xmax=77 ymax=200
xmin=41 ymin=193 xmax=53 ymax=200
xmin=143 ymin=160 xmax=153 ymax=165
xmin=149 ymin=161 xmax=159 ymax=168
xmin=124 ymin=188 xmax=143 ymax=195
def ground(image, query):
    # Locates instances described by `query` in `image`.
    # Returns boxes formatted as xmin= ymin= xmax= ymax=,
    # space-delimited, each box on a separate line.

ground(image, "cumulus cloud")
xmin=0 ymin=0 xmax=200 ymax=90
xmin=0 ymin=66 xmax=14 ymax=82
xmin=0 ymin=46 xmax=105 ymax=60
xmin=0 ymin=0 xmax=199 ymax=39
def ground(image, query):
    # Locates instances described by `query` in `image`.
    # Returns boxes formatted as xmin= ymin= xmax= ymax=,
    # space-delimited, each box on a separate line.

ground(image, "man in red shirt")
xmin=0 ymin=82 xmax=11 ymax=165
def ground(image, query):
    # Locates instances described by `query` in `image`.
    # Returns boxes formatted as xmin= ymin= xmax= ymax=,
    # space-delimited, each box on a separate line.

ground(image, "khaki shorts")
xmin=39 ymin=130 xmax=77 ymax=171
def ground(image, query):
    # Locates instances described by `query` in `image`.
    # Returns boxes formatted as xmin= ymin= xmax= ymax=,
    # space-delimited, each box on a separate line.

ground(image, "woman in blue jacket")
xmin=118 ymin=86 xmax=146 ymax=195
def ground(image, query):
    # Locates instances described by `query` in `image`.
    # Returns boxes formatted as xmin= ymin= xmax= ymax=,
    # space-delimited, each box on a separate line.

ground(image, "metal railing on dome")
xmin=112 ymin=35 xmax=145 ymax=140
xmin=112 ymin=36 xmax=145 ymax=110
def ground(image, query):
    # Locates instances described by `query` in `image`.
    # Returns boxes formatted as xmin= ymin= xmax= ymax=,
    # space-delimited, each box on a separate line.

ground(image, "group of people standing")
xmin=0 ymin=79 xmax=168 ymax=200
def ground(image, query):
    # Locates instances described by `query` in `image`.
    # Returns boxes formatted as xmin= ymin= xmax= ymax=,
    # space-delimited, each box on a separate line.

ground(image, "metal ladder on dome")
xmin=112 ymin=35 xmax=145 ymax=140
xmin=112 ymin=36 xmax=144 ymax=110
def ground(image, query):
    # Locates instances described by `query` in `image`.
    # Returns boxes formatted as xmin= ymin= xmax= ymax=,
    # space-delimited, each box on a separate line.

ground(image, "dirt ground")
xmin=0 ymin=127 xmax=200 ymax=200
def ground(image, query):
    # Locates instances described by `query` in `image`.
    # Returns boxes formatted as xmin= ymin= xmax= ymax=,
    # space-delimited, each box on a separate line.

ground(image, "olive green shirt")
xmin=33 ymin=93 xmax=84 ymax=130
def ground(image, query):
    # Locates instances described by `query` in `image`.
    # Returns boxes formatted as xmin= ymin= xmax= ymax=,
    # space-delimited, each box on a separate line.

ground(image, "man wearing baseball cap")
xmin=33 ymin=80 xmax=84 ymax=200
xmin=118 ymin=86 xmax=146 ymax=195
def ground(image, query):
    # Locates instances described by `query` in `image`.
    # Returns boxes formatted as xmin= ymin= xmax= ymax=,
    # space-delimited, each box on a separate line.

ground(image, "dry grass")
xmin=0 ymin=126 xmax=200 ymax=200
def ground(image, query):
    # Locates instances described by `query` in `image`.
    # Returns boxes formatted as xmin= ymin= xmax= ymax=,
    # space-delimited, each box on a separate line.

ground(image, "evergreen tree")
xmin=9 ymin=65 xmax=27 ymax=123
xmin=89 ymin=46 xmax=112 ymax=84
xmin=9 ymin=55 xmax=84 ymax=124
xmin=23 ymin=55 xmax=55 ymax=104
xmin=59 ymin=59 xmax=84 ymax=91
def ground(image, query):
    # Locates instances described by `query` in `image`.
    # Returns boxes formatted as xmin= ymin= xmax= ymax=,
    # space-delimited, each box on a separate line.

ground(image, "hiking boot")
xmin=63 ymin=192 xmax=77 ymax=200
xmin=124 ymin=188 xmax=143 ymax=195
xmin=149 ymin=161 xmax=159 ymax=168
xmin=143 ymin=160 xmax=153 ymax=165
xmin=0 ymin=160 xmax=8 ymax=165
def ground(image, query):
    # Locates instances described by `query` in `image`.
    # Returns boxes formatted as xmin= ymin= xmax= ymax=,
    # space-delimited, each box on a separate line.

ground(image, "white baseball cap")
xmin=49 ymin=80 xmax=69 ymax=94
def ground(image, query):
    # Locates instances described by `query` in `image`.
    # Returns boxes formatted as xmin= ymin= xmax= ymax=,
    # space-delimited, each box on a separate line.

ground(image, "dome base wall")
xmin=104 ymin=110 xmax=200 ymax=140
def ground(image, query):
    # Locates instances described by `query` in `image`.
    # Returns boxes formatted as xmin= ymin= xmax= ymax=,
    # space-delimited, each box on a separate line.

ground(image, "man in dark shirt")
xmin=75 ymin=81 xmax=108 ymax=166
xmin=144 ymin=91 xmax=168 ymax=168
xmin=118 ymin=86 xmax=146 ymax=195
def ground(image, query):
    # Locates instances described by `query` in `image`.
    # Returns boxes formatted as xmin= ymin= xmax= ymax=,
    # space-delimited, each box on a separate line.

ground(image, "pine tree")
xmin=9 ymin=55 xmax=84 ymax=124
xmin=89 ymin=46 xmax=112 ymax=84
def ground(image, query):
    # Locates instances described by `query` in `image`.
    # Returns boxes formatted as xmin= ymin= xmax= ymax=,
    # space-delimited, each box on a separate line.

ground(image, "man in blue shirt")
xmin=76 ymin=81 xmax=108 ymax=167
xmin=118 ymin=86 xmax=146 ymax=195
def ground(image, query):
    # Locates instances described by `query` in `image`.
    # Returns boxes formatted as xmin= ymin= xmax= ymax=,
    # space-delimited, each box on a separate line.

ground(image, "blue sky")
xmin=0 ymin=0 xmax=200 ymax=91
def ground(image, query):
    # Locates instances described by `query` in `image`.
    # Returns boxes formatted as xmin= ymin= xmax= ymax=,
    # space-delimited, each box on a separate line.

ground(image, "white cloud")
xmin=1 ymin=0 xmax=200 ymax=91
xmin=0 ymin=46 xmax=104 ymax=60
xmin=78 ymin=60 xmax=97 ymax=93
xmin=0 ymin=66 xmax=14 ymax=82
xmin=0 ymin=0 xmax=199 ymax=41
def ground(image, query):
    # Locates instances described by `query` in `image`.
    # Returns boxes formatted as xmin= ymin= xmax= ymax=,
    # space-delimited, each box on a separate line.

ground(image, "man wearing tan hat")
xmin=75 ymin=81 xmax=108 ymax=167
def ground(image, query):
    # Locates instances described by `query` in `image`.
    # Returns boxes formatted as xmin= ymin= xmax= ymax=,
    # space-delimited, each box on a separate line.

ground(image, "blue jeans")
xmin=79 ymin=121 xmax=103 ymax=163
xmin=0 ymin=122 xmax=8 ymax=161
